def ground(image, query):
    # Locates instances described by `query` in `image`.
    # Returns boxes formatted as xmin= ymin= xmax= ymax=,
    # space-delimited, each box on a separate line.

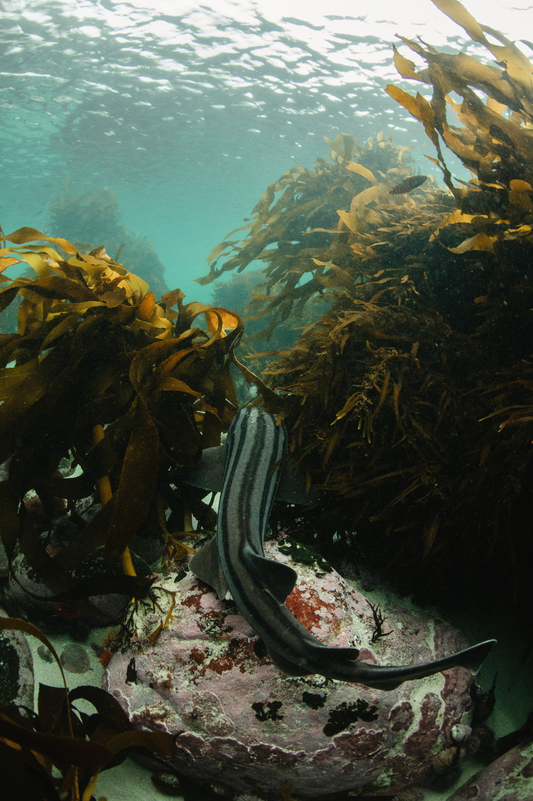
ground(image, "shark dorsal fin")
xmin=267 ymin=647 xmax=313 ymax=676
xmin=246 ymin=551 xmax=298 ymax=604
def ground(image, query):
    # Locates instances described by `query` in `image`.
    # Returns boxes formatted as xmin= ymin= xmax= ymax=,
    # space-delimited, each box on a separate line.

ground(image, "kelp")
xmin=199 ymin=131 xmax=444 ymax=340
xmin=0 ymin=228 xmax=244 ymax=613
xmin=388 ymin=0 xmax=533 ymax=195
xmin=202 ymin=1 xmax=533 ymax=623
xmin=47 ymin=185 xmax=169 ymax=299
xmin=0 ymin=616 xmax=175 ymax=800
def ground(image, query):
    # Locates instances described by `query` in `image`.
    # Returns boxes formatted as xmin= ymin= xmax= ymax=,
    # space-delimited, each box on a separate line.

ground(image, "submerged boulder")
xmin=447 ymin=736 xmax=533 ymax=800
xmin=104 ymin=538 xmax=480 ymax=798
xmin=0 ymin=607 xmax=34 ymax=710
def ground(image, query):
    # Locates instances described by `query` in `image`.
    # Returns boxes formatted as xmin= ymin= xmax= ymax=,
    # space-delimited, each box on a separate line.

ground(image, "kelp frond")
xmin=0 ymin=228 xmax=244 ymax=606
xmin=199 ymin=132 xmax=447 ymax=339
xmin=0 ymin=617 xmax=175 ymax=800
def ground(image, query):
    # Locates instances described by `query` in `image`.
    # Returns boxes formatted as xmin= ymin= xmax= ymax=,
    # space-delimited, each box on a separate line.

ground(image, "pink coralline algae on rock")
xmin=103 ymin=539 xmax=479 ymax=798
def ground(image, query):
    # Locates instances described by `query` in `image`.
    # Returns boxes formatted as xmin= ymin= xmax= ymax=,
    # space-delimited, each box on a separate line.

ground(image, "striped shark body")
xmin=187 ymin=408 xmax=496 ymax=690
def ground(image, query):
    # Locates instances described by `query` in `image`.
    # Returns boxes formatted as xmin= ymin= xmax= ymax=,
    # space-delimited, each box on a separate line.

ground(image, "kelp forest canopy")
xmin=202 ymin=0 xmax=533 ymax=624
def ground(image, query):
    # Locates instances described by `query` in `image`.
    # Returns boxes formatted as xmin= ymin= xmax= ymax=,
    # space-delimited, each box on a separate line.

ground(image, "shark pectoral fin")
xmin=276 ymin=459 xmax=315 ymax=505
xmin=267 ymin=647 xmax=313 ymax=677
xmin=182 ymin=444 xmax=227 ymax=492
xmin=246 ymin=552 xmax=298 ymax=603
xmin=189 ymin=536 xmax=229 ymax=600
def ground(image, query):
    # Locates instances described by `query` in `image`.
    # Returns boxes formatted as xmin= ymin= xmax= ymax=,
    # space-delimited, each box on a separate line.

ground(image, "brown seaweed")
xmin=0 ymin=227 xmax=244 ymax=611
xmin=0 ymin=617 xmax=175 ymax=800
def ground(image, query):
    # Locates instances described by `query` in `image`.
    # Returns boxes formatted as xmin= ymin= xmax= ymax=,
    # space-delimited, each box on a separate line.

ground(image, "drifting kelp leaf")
xmin=161 ymin=287 xmax=185 ymax=308
xmin=337 ymin=210 xmax=358 ymax=233
xmin=21 ymin=275 xmax=98 ymax=303
xmin=345 ymin=162 xmax=377 ymax=183
xmin=159 ymin=377 xmax=203 ymax=397
xmin=0 ymin=358 xmax=39 ymax=399
xmin=41 ymin=312 xmax=80 ymax=350
xmin=446 ymin=232 xmax=495 ymax=253
xmin=0 ymin=286 xmax=21 ymax=316
xmin=231 ymin=351 xmax=281 ymax=408
xmin=16 ymin=250 xmax=52 ymax=278
xmin=0 ymin=713 xmax=110 ymax=769
xmin=392 ymin=45 xmax=423 ymax=82
xmin=350 ymin=184 xmax=387 ymax=212
xmin=5 ymin=227 xmax=79 ymax=254
xmin=385 ymin=86 xmax=439 ymax=148
xmin=431 ymin=0 xmax=486 ymax=44
xmin=0 ymin=256 xmax=22 ymax=272
xmin=429 ymin=209 xmax=478 ymax=240
xmin=180 ymin=302 xmax=243 ymax=344
xmin=129 ymin=339 xmax=190 ymax=395
xmin=137 ymin=289 xmax=155 ymax=321
xmin=205 ymin=240 xmax=241 ymax=264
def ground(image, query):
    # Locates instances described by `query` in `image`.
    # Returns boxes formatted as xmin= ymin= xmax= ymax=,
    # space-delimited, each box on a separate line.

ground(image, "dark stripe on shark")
xmin=218 ymin=409 xmax=286 ymax=600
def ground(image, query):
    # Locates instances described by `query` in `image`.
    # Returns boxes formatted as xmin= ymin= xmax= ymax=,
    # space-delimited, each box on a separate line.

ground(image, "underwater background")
xmin=1 ymin=0 xmax=529 ymax=303
xmin=2 ymin=2 xmax=533 ymax=800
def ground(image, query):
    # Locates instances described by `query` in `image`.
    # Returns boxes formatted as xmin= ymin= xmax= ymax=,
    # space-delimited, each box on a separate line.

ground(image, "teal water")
xmin=1 ymin=0 xmax=528 ymax=303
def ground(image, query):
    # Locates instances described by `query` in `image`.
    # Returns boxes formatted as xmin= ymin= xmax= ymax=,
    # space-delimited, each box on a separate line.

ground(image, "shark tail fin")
xmin=453 ymin=639 xmax=497 ymax=676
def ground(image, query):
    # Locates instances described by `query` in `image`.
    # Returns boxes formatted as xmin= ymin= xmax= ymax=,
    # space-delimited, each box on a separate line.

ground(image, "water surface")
xmin=0 ymin=0 xmax=529 ymax=299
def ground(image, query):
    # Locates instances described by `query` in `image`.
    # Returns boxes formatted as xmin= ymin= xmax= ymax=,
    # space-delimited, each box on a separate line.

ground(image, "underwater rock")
xmin=104 ymin=540 xmax=479 ymax=798
xmin=60 ymin=642 xmax=93 ymax=674
xmin=9 ymin=544 xmax=149 ymax=627
xmin=0 ymin=607 xmax=34 ymax=709
xmin=8 ymin=494 xmax=156 ymax=627
xmin=447 ymin=736 xmax=533 ymax=800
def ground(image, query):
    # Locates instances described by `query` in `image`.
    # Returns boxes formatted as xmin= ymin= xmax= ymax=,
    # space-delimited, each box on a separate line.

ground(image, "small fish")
xmin=389 ymin=175 xmax=428 ymax=195
xmin=185 ymin=408 xmax=496 ymax=690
